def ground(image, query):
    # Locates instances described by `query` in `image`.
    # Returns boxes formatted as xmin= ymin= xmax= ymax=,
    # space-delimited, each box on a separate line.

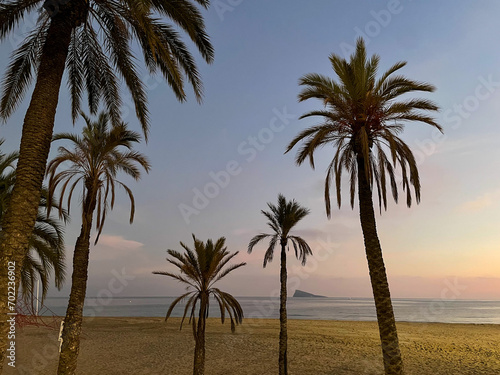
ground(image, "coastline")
xmin=9 ymin=317 xmax=500 ymax=374
xmin=39 ymin=296 xmax=500 ymax=325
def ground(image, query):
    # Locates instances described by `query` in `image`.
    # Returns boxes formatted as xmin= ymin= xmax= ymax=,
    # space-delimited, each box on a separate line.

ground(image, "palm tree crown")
xmin=47 ymin=111 xmax=151 ymax=243
xmin=154 ymin=235 xmax=246 ymax=333
xmin=0 ymin=0 xmax=214 ymax=135
xmin=248 ymin=194 xmax=312 ymax=266
xmin=286 ymin=38 xmax=441 ymax=216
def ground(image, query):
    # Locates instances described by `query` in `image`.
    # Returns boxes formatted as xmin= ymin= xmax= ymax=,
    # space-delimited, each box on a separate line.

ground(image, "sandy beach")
xmin=8 ymin=317 xmax=500 ymax=374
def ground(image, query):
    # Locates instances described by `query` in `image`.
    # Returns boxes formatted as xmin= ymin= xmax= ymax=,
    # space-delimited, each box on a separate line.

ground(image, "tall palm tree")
xmin=0 ymin=141 xmax=67 ymax=312
xmin=46 ymin=112 xmax=150 ymax=375
xmin=248 ymin=194 xmax=313 ymax=375
xmin=0 ymin=2 xmax=212 ymax=366
xmin=153 ymin=235 xmax=246 ymax=375
xmin=286 ymin=38 xmax=441 ymax=375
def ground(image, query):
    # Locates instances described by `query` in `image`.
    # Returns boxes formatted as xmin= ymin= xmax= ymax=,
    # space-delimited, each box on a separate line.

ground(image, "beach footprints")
xmin=357 ymin=358 xmax=385 ymax=374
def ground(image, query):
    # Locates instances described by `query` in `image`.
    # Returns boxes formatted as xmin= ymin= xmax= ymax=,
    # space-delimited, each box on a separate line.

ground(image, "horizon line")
xmin=44 ymin=295 xmax=500 ymax=302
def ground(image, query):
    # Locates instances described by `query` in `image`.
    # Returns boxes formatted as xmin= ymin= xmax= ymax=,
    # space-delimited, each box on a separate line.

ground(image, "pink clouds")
xmin=459 ymin=189 xmax=500 ymax=213
xmin=89 ymin=235 xmax=144 ymax=261
xmin=94 ymin=235 xmax=144 ymax=250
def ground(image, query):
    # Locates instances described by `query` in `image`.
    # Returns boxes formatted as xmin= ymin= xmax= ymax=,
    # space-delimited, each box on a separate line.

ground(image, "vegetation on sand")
xmin=46 ymin=112 xmax=150 ymax=375
xmin=248 ymin=194 xmax=313 ymax=375
xmin=0 ymin=140 xmax=67 ymax=311
xmin=154 ymin=235 xmax=245 ymax=375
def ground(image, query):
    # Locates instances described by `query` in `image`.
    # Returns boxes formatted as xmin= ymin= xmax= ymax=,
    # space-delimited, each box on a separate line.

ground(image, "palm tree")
xmin=286 ymin=38 xmax=441 ymax=375
xmin=248 ymin=194 xmax=313 ymax=375
xmin=0 ymin=2 xmax=212 ymax=366
xmin=0 ymin=141 xmax=67 ymax=312
xmin=46 ymin=112 xmax=150 ymax=375
xmin=19 ymin=187 xmax=67 ymax=311
xmin=153 ymin=235 xmax=246 ymax=375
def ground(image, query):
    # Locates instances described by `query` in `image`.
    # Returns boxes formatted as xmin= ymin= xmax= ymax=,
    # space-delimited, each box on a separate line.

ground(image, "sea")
xmin=38 ymin=297 xmax=500 ymax=324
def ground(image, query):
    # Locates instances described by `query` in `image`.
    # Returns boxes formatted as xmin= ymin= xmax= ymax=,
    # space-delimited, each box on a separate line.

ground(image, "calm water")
xmin=39 ymin=297 xmax=500 ymax=324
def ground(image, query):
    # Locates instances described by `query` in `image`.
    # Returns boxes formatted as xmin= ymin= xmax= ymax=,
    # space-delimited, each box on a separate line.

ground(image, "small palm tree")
xmin=248 ymin=194 xmax=312 ymax=375
xmin=47 ymin=112 xmax=150 ymax=375
xmin=153 ymin=235 xmax=246 ymax=375
xmin=286 ymin=38 xmax=440 ymax=375
xmin=0 ymin=141 xmax=67 ymax=311
xmin=21 ymin=187 xmax=67 ymax=310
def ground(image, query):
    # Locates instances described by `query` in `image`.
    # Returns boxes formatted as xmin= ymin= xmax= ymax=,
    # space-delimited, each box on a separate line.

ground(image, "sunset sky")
xmin=1 ymin=1 xmax=499 ymax=300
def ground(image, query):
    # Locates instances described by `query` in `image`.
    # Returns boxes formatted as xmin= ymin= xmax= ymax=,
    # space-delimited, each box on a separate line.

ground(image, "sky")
xmin=1 ymin=0 xmax=500 ymax=300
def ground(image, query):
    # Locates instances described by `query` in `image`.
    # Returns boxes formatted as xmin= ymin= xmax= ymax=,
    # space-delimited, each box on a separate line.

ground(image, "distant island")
xmin=293 ymin=289 xmax=327 ymax=298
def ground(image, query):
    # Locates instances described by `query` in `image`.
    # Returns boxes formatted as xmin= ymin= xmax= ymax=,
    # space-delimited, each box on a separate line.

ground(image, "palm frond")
xmin=0 ymin=16 xmax=48 ymax=120
xmin=262 ymin=235 xmax=278 ymax=268
xmin=247 ymin=233 xmax=269 ymax=254
xmin=164 ymin=291 xmax=193 ymax=321
xmin=0 ymin=0 xmax=42 ymax=42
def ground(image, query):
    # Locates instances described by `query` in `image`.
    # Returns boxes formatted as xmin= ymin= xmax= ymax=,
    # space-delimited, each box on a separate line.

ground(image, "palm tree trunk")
xmin=357 ymin=157 xmax=404 ymax=375
xmin=279 ymin=240 xmax=288 ymax=375
xmin=0 ymin=15 xmax=73 ymax=372
xmin=193 ymin=293 xmax=208 ymax=375
xmin=57 ymin=186 xmax=96 ymax=375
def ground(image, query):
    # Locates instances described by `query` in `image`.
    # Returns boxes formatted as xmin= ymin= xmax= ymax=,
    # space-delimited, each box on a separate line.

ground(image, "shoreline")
xmin=38 ymin=297 xmax=500 ymax=326
xmin=9 ymin=317 xmax=500 ymax=374
xmin=34 ymin=314 xmax=500 ymax=325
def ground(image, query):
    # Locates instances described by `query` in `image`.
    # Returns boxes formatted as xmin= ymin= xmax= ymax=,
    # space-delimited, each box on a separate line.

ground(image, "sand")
xmin=7 ymin=317 xmax=500 ymax=374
